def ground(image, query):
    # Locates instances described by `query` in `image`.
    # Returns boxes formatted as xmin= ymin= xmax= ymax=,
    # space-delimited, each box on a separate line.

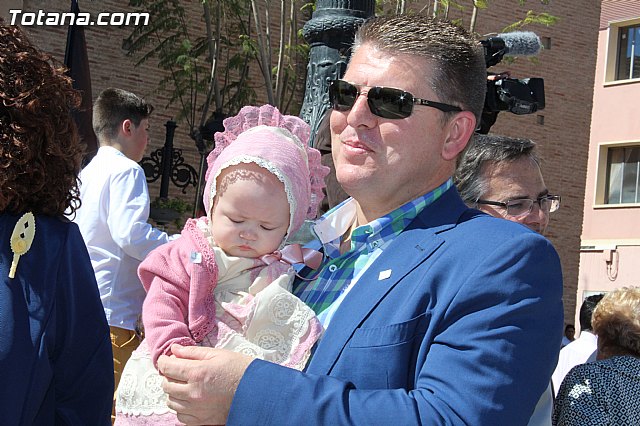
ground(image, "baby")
xmin=115 ymin=105 xmax=329 ymax=425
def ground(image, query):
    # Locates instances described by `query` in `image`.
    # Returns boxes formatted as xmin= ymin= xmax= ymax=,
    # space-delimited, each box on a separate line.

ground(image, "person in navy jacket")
xmin=0 ymin=19 xmax=113 ymax=425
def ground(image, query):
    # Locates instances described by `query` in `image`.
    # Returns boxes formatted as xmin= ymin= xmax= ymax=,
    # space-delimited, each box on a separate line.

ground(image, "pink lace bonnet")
xmin=203 ymin=104 xmax=329 ymax=240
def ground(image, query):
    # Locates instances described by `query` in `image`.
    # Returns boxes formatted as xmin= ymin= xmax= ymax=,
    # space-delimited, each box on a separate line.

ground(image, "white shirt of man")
xmin=551 ymin=330 xmax=598 ymax=395
xmin=74 ymin=146 xmax=175 ymax=330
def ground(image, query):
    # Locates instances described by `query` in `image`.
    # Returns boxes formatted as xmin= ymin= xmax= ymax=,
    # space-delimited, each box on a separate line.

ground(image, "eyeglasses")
xmin=475 ymin=195 xmax=561 ymax=217
xmin=328 ymin=79 xmax=462 ymax=119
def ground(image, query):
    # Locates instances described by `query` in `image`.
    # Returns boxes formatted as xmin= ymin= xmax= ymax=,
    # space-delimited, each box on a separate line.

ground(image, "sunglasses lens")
xmin=368 ymin=87 xmax=413 ymax=119
xmin=329 ymin=80 xmax=414 ymax=119
xmin=329 ymin=80 xmax=358 ymax=111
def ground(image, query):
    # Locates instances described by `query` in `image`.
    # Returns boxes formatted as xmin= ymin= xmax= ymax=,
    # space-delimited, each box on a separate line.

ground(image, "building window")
xmin=616 ymin=24 xmax=640 ymax=80
xmin=605 ymin=146 xmax=640 ymax=204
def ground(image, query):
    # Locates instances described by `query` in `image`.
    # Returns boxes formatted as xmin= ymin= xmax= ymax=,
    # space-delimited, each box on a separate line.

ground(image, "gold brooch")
xmin=9 ymin=212 xmax=36 ymax=278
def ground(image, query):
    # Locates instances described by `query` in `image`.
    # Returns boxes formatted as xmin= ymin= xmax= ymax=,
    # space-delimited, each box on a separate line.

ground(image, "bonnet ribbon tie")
xmin=260 ymin=244 xmax=323 ymax=270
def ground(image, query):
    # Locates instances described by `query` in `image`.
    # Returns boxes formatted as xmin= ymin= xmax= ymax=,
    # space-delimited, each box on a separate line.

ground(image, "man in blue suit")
xmin=158 ymin=15 xmax=564 ymax=425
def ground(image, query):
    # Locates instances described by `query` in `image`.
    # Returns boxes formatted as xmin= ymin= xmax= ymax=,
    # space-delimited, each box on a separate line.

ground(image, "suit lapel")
xmin=307 ymin=187 xmax=471 ymax=375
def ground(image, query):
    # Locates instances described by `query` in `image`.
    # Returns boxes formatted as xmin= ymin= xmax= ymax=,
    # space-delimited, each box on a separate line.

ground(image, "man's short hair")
xmin=353 ymin=15 xmax=486 ymax=123
xmin=580 ymin=293 xmax=604 ymax=331
xmin=92 ymin=88 xmax=153 ymax=141
xmin=454 ymin=133 xmax=540 ymax=205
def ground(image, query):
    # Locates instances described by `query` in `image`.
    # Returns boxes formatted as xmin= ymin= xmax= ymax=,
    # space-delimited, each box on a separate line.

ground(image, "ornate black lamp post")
xmin=299 ymin=0 xmax=374 ymax=145
xmin=140 ymin=120 xmax=199 ymax=196
xmin=140 ymin=120 xmax=199 ymax=224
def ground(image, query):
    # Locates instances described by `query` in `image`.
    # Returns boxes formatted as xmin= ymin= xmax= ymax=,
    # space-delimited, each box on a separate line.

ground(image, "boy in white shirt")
xmin=73 ymin=88 xmax=175 ymax=419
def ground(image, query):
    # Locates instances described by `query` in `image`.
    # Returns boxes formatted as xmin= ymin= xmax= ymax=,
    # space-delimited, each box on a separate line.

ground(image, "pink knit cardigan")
xmin=139 ymin=218 xmax=287 ymax=365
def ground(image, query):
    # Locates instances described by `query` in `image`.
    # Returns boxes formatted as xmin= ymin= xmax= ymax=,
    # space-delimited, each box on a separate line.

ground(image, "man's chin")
xmin=336 ymin=165 xmax=375 ymax=190
xmin=529 ymin=225 xmax=546 ymax=235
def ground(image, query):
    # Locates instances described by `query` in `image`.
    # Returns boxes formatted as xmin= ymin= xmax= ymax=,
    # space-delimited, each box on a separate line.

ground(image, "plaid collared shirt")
xmin=295 ymin=179 xmax=453 ymax=327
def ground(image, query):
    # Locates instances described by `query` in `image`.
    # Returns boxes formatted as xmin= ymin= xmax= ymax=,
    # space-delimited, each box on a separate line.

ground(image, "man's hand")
xmin=158 ymin=344 xmax=254 ymax=425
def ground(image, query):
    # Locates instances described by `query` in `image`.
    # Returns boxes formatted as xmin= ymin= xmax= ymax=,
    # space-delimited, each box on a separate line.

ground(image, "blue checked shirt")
xmin=295 ymin=179 xmax=453 ymax=328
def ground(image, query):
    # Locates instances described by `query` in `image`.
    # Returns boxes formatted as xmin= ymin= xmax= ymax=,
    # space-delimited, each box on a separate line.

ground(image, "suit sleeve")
xmin=54 ymin=224 xmax=114 ymax=425
xmin=228 ymin=232 xmax=564 ymax=425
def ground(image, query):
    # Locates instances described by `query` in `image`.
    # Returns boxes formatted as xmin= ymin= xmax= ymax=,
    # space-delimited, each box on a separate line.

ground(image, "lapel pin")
xmin=378 ymin=269 xmax=392 ymax=280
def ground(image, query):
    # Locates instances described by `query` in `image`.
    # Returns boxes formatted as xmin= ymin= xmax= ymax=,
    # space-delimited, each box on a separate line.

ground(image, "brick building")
xmin=1 ymin=0 xmax=602 ymax=323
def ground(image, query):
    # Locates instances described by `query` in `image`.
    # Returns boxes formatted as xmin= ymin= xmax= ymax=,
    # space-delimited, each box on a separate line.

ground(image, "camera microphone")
xmin=497 ymin=31 xmax=542 ymax=57
xmin=482 ymin=31 xmax=542 ymax=67
xmin=480 ymin=31 xmax=545 ymax=133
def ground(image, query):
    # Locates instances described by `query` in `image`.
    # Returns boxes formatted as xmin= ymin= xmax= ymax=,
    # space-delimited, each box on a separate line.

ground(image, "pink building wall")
xmin=577 ymin=0 xmax=640 ymax=329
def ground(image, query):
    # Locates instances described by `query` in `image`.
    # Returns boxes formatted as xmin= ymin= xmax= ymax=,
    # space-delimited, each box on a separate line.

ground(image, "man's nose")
xmin=346 ymin=92 xmax=377 ymax=127
xmin=521 ymin=203 xmax=548 ymax=233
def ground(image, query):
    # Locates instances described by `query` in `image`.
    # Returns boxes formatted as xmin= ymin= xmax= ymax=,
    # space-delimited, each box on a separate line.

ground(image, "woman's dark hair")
xmin=0 ymin=20 xmax=83 ymax=216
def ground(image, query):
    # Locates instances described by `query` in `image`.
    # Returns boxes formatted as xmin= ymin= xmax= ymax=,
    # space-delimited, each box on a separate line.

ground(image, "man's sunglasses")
xmin=328 ymin=79 xmax=462 ymax=119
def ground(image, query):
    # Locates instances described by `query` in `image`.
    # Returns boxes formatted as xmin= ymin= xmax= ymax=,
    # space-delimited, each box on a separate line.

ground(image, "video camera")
xmin=479 ymin=31 xmax=545 ymax=134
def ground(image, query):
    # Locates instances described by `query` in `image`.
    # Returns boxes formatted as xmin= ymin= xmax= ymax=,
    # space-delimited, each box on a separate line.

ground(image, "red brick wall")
xmin=15 ymin=0 xmax=601 ymax=323
xmin=476 ymin=2 xmax=600 ymax=326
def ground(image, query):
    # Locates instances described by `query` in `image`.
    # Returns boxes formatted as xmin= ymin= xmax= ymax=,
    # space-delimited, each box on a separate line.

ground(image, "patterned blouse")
xmin=552 ymin=355 xmax=640 ymax=425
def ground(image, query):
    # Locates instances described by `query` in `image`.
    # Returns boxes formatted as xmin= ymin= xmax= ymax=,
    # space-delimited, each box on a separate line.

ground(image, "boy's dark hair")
xmin=92 ymin=88 xmax=153 ymax=141
xmin=579 ymin=293 xmax=604 ymax=331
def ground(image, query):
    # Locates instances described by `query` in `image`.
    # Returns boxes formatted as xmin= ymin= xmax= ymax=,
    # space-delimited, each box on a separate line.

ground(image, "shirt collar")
xmin=312 ymin=178 xmax=453 ymax=250
xmin=98 ymin=145 xmax=126 ymax=158
xmin=312 ymin=197 xmax=357 ymax=246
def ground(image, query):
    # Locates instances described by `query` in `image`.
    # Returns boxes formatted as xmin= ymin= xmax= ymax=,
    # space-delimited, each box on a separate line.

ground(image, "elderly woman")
xmin=0 ymin=20 xmax=113 ymax=424
xmin=552 ymin=286 xmax=640 ymax=425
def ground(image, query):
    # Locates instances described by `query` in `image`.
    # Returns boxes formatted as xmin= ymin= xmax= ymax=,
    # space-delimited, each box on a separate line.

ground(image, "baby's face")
xmin=209 ymin=163 xmax=290 ymax=258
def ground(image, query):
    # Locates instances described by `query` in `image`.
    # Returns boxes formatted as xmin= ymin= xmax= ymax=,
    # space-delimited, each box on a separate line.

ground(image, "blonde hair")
xmin=592 ymin=286 xmax=640 ymax=357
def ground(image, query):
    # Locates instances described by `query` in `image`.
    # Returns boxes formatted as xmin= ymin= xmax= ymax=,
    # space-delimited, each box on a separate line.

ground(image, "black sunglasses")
xmin=328 ymin=79 xmax=462 ymax=119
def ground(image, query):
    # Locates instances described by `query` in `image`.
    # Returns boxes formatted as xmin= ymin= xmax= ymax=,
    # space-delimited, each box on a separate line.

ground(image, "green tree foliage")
xmin=387 ymin=0 xmax=558 ymax=34
xmin=125 ymin=0 xmax=255 ymax=129
xmin=125 ymin=0 xmax=309 ymax=136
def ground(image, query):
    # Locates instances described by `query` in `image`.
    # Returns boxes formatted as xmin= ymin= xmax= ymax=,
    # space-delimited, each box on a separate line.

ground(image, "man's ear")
xmin=121 ymin=119 xmax=133 ymax=136
xmin=442 ymin=111 xmax=476 ymax=161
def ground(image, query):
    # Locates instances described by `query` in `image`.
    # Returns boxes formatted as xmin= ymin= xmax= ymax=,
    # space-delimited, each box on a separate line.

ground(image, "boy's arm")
xmin=107 ymin=167 xmax=174 ymax=260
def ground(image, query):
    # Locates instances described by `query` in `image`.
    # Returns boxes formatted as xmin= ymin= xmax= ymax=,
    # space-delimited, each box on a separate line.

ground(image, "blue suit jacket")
xmin=228 ymin=188 xmax=563 ymax=425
